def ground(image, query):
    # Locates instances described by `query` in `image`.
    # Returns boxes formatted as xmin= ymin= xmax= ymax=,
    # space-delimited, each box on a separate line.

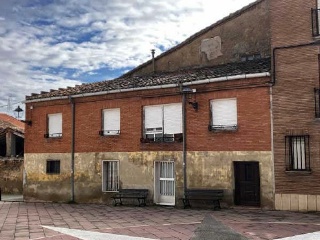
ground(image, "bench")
xmin=181 ymin=189 xmax=224 ymax=209
xmin=112 ymin=189 xmax=148 ymax=207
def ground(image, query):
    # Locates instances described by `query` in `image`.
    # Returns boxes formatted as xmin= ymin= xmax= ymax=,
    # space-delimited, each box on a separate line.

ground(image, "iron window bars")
xmin=312 ymin=9 xmax=320 ymax=37
xmin=285 ymin=135 xmax=310 ymax=171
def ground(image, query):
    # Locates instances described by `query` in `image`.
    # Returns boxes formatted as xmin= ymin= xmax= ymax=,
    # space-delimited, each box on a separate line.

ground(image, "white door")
xmin=154 ymin=161 xmax=175 ymax=205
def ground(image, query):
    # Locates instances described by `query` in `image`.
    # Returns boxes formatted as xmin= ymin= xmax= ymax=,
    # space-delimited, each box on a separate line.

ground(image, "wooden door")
xmin=234 ymin=161 xmax=260 ymax=206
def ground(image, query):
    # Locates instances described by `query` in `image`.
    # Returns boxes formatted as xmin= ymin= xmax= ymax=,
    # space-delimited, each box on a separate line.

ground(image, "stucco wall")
xmin=0 ymin=158 xmax=23 ymax=194
xmin=126 ymin=0 xmax=270 ymax=76
xmin=24 ymin=151 xmax=273 ymax=208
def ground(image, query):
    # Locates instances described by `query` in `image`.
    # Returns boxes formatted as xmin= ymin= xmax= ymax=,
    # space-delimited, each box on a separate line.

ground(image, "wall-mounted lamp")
xmin=22 ymin=120 xmax=32 ymax=126
xmin=188 ymin=101 xmax=198 ymax=110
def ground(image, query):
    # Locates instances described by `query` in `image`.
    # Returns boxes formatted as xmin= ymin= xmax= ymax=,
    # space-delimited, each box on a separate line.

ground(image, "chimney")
xmin=151 ymin=49 xmax=155 ymax=73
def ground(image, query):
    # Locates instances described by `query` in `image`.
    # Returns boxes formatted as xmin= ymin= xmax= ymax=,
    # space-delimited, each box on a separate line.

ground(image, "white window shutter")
xmin=164 ymin=103 xmax=182 ymax=134
xmin=144 ymin=105 xmax=163 ymax=129
xmin=211 ymin=99 xmax=237 ymax=126
xmin=103 ymin=108 xmax=120 ymax=135
xmin=48 ymin=113 xmax=62 ymax=137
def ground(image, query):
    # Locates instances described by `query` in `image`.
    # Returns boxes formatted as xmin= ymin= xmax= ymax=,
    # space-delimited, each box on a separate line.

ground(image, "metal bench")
xmin=181 ymin=189 xmax=224 ymax=209
xmin=112 ymin=189 xmax=148 ymax=207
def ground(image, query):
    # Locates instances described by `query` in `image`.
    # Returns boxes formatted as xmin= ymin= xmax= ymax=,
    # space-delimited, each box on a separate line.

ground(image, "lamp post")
xmin=181 ymin=87 xmax=194 ymax=194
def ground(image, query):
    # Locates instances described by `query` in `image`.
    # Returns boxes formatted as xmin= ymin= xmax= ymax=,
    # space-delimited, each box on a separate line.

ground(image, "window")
xmin=285 ymin=135 xmax=310 ymax=171
xmin=312 ymin=4 xmax=320 ymax=36
xmin=143 ymin=103 xmax=182 ymax=142
xmin=314 ymin=88 xmax=320 ymax=118
xmin=46 ymin=113 xmax=62 ymax=138
xmin=101 ymin=108 xmax=120 ymax=136
xmin=46 ymin=160 xmax=60 ymax=174
xmin=209 ymin=98 xmax=237 ymax=131
xmin=102 ymin=160 xmax=119 ymax=192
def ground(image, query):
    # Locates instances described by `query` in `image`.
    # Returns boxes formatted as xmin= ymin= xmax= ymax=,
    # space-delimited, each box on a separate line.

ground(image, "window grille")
xmin=102 ymin=160 xmax=119 ymax=192
xmin=312 ymin=9 xmax=320 ymax=37
xmin=285 ymin=135 xmax=310 ymax=171
xmin=314 ymin=88 xmax=320 ymax=118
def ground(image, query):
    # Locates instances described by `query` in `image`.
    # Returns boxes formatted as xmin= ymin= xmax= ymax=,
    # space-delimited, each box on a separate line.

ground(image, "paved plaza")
xmin=1 ymin=201 xmax=320 ymax=240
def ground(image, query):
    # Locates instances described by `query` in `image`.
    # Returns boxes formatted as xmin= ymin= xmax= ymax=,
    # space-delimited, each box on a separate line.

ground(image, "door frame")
xmin=154 ymin=161 xmax=176 ymax=206
xmin=234 ymin=161 xmax=261 ymax=206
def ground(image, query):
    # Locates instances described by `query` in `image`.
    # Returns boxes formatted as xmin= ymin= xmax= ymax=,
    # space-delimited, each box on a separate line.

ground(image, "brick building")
xmin=24 ymin=0 xmax=276 ymax=208
xmin=271 ymin=0 xmax=320 ymax=211
xmin=25 ymin=0 xmax=320 ymax=212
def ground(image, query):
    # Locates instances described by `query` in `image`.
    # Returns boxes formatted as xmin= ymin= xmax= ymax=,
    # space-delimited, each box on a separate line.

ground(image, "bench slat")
xmin=182 ymin=189 xmax=224 ymax=210
xmin=112 ymin=189 xmax=148 ymax=207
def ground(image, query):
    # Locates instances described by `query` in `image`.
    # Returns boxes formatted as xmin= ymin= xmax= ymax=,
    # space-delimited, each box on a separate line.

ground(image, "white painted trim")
xmin=25 ymin=72 xmax=270 ymax=103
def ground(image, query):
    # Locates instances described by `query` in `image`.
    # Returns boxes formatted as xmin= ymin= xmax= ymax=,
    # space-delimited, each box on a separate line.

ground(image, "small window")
xmin=46 ymin=113 xmax=62 ymax=138
xmin=101 ymin=108 xmax=120 ymax=136
xmin=315 ymin=88 xmax=320 ymax=118
xmin=102 ymin=160 xmax=119 ymax=192
xmin=209 ymin=98 xmax=237 ymax=131
xmin=143 ymin=103 xmax=182 ymax=142
xmin=285 ymin=135 xmax=310 ymax=171
xmin=46 ymin=160 xmax=60 ymax=174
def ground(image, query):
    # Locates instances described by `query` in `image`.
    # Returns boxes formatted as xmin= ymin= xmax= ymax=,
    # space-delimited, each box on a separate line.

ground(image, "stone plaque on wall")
xmin=199 ymin=36 xmax=223 ymax=61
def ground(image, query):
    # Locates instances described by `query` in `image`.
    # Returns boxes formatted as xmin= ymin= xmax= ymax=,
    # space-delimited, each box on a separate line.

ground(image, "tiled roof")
xmin=0 ymin=113 xmax=25 ymax=132
xmin=26 ymin=57 xmax=271 ymax=101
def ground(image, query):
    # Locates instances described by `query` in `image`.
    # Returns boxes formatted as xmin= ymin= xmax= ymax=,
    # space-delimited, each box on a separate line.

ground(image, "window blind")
xmin=48 ymin=113 xmax=62 ymax=137
xmin=144 ymin=105 xmax=163 ymax=129
xmin=211 ymin=98 xmax=237 ymax=126
xmin=103 ymin=108 xmax=120 ymax=135
xmin=164 ymin=103 xmax=182 ymax=134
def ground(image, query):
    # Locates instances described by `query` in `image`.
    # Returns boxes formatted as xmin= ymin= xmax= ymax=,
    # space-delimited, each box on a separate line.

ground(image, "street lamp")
xmin=181 ymin=87 xmax=195 ymax=194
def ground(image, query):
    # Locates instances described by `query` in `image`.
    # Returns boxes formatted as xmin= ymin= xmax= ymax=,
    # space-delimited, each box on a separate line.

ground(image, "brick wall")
xmin=271 ymin=0 xmax=320 ymax=194
xmin=126 ymin=0 xmax=270 ymax=76
xmin=25 ymin=77 xmax=271 ymax=154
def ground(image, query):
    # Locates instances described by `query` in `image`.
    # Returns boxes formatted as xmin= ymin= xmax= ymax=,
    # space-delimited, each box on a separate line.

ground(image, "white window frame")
xmin=48 ymin=113 xmax=62 ymax=138
xmin=102 ymin=160 xmax=119 ymax=192
xmin=210 ymin=98 xmax=237 ymax=131
xmin=102 ymin=108 xmax=120 ymax=136
xmin=143 ymin=103 xmax=182 ymax=142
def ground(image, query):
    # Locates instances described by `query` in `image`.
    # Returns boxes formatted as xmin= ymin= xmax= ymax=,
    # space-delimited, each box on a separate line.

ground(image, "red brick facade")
xmin=25 ymin=79 xmax=271 ymax=155
xmin=271 ymin=0 xmax=320 ymax=198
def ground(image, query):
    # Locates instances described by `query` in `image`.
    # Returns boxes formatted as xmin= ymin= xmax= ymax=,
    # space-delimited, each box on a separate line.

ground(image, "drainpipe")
xmin=69 ymin=96 xmax=75 ymax=203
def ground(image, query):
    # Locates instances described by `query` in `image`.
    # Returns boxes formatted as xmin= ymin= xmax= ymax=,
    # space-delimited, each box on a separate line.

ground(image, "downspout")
xmin=69 ymin=96 xmax=75 ymax=203
xmin=182 ymin=92 xmax=187 ymax=194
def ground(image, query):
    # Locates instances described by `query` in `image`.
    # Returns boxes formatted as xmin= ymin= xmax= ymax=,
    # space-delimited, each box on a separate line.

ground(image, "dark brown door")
xmin=234 ymin=161 xmax=260 ymax=206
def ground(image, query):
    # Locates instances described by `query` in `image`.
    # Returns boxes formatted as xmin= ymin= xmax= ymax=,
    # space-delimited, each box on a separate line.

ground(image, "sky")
xmin=0 ymin=0 xmax=256 ymax=118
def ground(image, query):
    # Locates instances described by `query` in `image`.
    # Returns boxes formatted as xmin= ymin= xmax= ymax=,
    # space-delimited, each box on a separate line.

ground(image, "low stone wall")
xmin=0 ymin=158 xmax=23 ymax=194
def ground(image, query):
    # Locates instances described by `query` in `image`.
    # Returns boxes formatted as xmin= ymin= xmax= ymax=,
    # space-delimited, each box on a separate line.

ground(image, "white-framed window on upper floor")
xmin=100 ymin=108 xmax=120 ymax=136
xmin=209 ymin=98 xmax=237 ymax=131
xmin=45 ymin=113 xmax=62 ymax=138
xmin=142 ymin=103 xmax=182 ymax=143
xmin=102 ymin=160 xmax=119 ymax=192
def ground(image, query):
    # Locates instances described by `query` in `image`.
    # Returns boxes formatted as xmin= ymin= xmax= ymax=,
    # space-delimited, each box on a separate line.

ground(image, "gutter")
xmin=25 ymin=72 xmax=270 ymax=104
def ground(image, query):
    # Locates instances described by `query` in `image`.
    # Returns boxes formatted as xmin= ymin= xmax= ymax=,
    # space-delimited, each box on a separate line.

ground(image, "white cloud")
xmin=0 ymin=0 xmax=256 ymax=116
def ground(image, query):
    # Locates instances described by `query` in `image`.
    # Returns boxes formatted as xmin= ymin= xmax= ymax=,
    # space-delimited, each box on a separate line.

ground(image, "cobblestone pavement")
xmin=1 ymin=202 xmax=320 ymax=240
